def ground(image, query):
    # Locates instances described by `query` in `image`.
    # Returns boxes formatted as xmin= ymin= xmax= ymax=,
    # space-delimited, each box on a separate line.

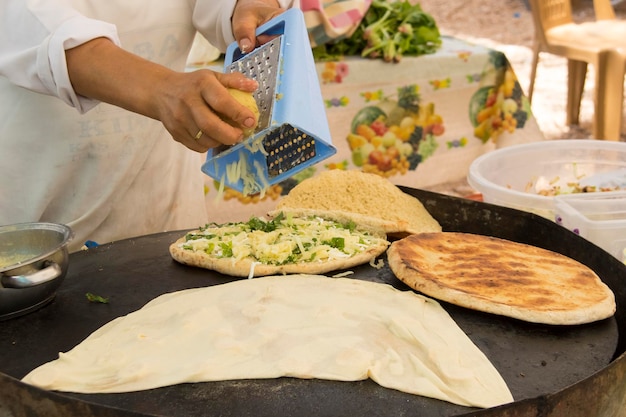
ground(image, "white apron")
xmin=0 ymin=1 xmax=240 ymax=251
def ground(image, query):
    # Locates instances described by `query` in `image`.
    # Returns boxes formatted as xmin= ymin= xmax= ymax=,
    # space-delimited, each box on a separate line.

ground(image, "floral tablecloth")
xmin=202 ymin=36 xmax=545 ymax=223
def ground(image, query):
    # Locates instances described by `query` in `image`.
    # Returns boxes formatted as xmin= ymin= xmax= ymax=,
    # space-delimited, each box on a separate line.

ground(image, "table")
xmin=200 ymin=36 xmax=545 ymax=224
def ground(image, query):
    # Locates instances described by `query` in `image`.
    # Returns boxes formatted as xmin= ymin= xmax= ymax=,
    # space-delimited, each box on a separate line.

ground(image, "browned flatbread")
xmin=387 ymin=232 xmax=616 ymax=325
xmin=169 ymin=214 xmax=389 ymax=277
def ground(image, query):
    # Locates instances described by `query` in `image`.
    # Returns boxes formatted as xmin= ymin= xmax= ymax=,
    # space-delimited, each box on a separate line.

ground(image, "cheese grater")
xmin=201 ymin=8 xmax=336 ymax=195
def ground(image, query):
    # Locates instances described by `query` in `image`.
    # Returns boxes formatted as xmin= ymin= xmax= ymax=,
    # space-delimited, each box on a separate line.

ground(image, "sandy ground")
xmin=419 ymin=0 xmax=626 ymax=141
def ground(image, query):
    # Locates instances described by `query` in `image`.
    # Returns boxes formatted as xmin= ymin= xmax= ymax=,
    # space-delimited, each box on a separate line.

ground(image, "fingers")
xmin=231 ymin=0 xmax=284 ymax=52
xmin=182 ymin=1 xmax=285 ymax=154
xmin=201 ymin=74 xmax=258 ymax=132
xmin=197 ymin=72 xmax=259 ymax=139
xmin=181 ymin=105 xmax=244 ymax=153
xmin=215 ymin=71 xmax=258 ymax=93
xmin=155 ymin=69 xmax=260 ymax=153
xmin=191 ymin=130 xmax=222 ymax=152
xmin=181 ymin=121 xmax=236 ymax=153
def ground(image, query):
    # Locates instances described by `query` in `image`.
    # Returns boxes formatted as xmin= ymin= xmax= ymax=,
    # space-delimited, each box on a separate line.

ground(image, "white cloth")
xmin=0 ymin=0 xmax=292 ymax=252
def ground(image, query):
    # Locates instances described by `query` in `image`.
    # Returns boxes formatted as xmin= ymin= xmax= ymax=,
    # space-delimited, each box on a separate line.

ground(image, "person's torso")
xmin=0 ymin=1 xmax=208 ymax=250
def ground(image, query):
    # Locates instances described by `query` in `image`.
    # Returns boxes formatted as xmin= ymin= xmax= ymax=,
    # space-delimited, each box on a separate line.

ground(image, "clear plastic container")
xmin=468 ymin=140 xmax=626 ymax=219
xmin=554 ymin=191 xmax=626 ymax=264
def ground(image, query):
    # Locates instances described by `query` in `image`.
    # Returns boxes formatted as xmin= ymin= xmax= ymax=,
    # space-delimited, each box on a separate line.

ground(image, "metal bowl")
xmin=0 ymin=222 xmax=73 ymax=320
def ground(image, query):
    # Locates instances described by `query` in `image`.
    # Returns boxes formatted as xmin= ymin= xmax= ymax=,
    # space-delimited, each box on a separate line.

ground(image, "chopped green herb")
xmin=343 ymin=220 xmax=357 ymax=232
xmin=245 ymin=212 xmax=285 ymax=232
xmin=219 ymin=241 xmax=233 ymax=257
xmin=325 ymin=237 xmax=346 ymax=251
xmin=204 ymin=242 xmax=215 ymax=254
xmin=86 ymin=292 xmax=109 ymax=304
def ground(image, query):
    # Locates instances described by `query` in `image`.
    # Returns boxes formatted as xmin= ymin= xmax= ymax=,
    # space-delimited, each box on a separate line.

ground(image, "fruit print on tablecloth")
xmin=468 ymin=50 xmax=531 ymax=144
xmin=347 ymin=84 xmax=446 ymax=178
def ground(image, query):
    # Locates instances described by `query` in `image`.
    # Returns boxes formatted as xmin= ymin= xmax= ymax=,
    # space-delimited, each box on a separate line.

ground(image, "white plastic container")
xmin=468 ymin=140 xmax=626 ymax=219
xmin=554 ymin=191 xmax=626 ymax=264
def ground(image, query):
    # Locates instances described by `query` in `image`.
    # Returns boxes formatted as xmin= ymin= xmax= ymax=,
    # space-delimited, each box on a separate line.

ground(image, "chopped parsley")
xmin=86 ymin=292 xmax=109 ymax=304
xmin=245 ymin=211 xmax=285 ymax=232
xmin=324 ymin=237 xmax=346 ymax=251
xmin=219 ymin=241 xmax=233 ymax=258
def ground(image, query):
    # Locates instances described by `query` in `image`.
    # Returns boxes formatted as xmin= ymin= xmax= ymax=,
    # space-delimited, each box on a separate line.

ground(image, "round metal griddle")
xmin=1 ymin=188 xmax=625 ymax=417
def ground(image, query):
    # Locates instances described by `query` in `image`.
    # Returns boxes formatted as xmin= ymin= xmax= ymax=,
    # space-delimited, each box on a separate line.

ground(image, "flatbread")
xmin=169 ymin=213 xmax=389 ymax=277
xmin=269 ymin=169 xmax=442 ymax=236
xmin=22 ymin=275 xmax=513 ymax=408
xmin=387 ymin=232 xmax=616 ymax=325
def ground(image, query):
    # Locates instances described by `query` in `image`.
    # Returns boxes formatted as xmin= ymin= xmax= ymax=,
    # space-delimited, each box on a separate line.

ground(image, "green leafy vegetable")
xmin=86 ymin=292 xmax=109 ymax=304
xmin=324 ymin=237 xmax=346 ymax=251
xmin=204 ymin=242 xmax=216 ymax=254
xmin=312 ymin=0 xmax=441 ymax=63
xmin=343 ymin=220 xmax=357 ymax=232
xmin=219 ymin=241 xmax=233 ymax=258
xmin=245 ymin=212 xmax=285 ymax=233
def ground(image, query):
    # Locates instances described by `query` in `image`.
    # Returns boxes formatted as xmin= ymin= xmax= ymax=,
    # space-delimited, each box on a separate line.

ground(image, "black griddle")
xmin=1 ymin=188 xmax=625 ymax=417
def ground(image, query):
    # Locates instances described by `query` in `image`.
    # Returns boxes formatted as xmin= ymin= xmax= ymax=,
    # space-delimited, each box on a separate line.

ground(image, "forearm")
xmin=65 ymin=37 xmax=170 ymax=121
xmin=65 ymin=35 xmax=262 ymax=151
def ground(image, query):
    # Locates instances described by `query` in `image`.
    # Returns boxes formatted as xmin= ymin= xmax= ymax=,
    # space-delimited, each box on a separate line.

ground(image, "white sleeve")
xmin=0 ymin=1 xmax=120 ymax=113
xmin=192 ymin=0 xmax=299 ymax=52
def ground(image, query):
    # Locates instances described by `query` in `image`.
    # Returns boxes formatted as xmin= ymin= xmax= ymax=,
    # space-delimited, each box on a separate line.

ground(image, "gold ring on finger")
xmin=194 ymin=130 xmax=203 ymax=140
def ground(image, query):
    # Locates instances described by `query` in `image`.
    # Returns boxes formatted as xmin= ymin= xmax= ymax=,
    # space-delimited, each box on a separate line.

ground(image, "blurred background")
xmin=419 ymin=0 xmax=626 ymax=141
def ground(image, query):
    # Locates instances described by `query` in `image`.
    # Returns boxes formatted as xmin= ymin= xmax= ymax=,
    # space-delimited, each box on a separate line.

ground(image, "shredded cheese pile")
xmin=180 ymin=213 xmax=385 ymax=266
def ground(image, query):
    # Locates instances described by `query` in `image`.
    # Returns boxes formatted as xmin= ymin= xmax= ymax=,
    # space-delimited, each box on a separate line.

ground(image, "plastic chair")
xmin=594 ymin=0 xmax=616 ymax=20
xmin=527 ymin=0 xmax=626 ymax=141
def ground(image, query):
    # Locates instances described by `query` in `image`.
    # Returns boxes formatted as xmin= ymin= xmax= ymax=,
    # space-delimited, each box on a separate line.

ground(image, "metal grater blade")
xmin=225 ymin=36 xmax=281 ymax=131
xmin=201 ymin=8 xmax=335 ymax=195
xmin=264 ymin=124 xmax=317 ymax=178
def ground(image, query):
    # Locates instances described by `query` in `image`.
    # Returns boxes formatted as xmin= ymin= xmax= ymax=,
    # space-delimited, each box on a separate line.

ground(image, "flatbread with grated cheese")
xmin=169 ymin=213 xmax=389 ymax=277
xmin=22 ymin=275 xmax=513 ymax=408
xmin=387 ymin=232 xmax=616 ymax=325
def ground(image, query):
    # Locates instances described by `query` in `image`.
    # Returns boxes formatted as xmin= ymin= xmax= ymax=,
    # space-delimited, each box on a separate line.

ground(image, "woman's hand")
xmin=231 ymin=0 xmax=284 ymax=53
xmin=65 ymin=2 xmax=289 ymax=153
xmin=152 ymin=69 xmax=259 ymax=152
xmin=66 ymin=38 xmax=260 ymax=152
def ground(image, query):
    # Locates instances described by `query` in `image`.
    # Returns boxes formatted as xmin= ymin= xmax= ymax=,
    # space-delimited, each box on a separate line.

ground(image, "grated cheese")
xmin=215 ymin=138 xmax=273 ymax=197
xmin=248 ymin=262 xmax=260 ymax=279
xmin=225 ymin=159 xmax=242 ymax=184
xmin=215 ymin=173 xmax=226 ymax=203
xmin=369 ymin=258 xmax=385 ymax=269
xmin=253 ymin=159 xmax=270 ymax=199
